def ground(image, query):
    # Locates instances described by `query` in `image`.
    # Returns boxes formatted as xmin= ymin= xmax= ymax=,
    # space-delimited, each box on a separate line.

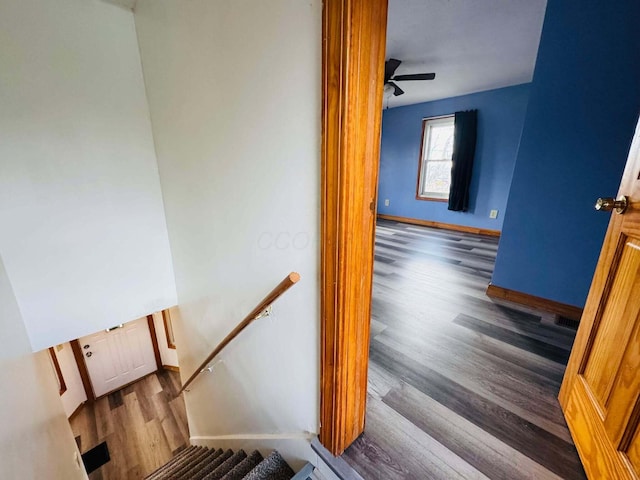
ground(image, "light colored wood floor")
xmin=343 ymin=220 xmax=586 ymax=479
xmin=70 ymin=369 xmax=190 ymax=480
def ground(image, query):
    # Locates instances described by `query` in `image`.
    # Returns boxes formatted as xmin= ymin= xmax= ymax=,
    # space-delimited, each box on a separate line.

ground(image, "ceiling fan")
xmin=384 ymin=58 xmax=436 ymax=97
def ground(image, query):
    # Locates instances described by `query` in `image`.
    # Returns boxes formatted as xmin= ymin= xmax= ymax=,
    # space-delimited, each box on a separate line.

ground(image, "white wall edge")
xmin=190 ymin=433 xmax=317 ymax=471
xmin=190 ymin=432 xmax=315 ymax=441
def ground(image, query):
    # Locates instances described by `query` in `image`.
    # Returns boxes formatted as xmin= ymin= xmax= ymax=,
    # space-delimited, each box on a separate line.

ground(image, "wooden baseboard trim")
xmin=94 ymin=370 xmax=159 ymax=401
xmin=163 ymin=365 xmax=180 ymax=372
xmin=191 ymin=433 xmax=315 ymax=442
xmin=147 ymin=314 xmax=163 ymax=370
xmin=486 ymin=284 xmax=583 ymax=321
xmin=377 ymin=214 xmax=501 ymax=237
xmin=68 ymin=401 xmax=85 ymax=422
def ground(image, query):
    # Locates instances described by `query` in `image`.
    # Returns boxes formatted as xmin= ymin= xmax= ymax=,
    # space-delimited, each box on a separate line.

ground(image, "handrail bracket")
xmin=253 ymin=305 xmax=272 ymax=320
xmin=177 ymin=272 xmax=300 ymax=395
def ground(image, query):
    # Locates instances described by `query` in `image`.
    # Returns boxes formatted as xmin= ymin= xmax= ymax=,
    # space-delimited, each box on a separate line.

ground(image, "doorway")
xmin=78 ymin=317 xmax=158 ymax=398
xmin=48 ymin=310 xmax=187 ymax=479
xmin=342 ymin=220 xmax=586 ymax=478
xmin=319 ymin=0 xmax=576 ymax=467
xmin=69 ymin=369 xmax=189 ymax=479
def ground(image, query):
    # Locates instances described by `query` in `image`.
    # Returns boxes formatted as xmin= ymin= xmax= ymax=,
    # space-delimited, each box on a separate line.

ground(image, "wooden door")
xmin=559 ymin=119 xmax=640 ymax=479
xmin=79 ymin=317 xmax=158 ymax=397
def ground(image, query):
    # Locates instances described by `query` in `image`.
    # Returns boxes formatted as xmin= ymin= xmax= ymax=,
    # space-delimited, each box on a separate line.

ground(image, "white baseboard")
xmin=310 ymin=437 xmax=364 ymax=480
xmin=310 ymin=470 xmax=330 ymax=480
xmin=313 ymin=461 xmax=342 ymax=480
xmin=190 ymin=432 xmax=316 ymax=472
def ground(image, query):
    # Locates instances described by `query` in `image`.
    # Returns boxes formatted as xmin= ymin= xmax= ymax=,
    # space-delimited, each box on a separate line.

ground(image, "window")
xmin=416 ymin=115 xmax=455 ymax=201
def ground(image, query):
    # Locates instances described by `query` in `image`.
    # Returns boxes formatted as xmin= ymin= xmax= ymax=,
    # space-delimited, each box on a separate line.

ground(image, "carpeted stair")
xmin=145 ymin=445 xmax=304 ymax=480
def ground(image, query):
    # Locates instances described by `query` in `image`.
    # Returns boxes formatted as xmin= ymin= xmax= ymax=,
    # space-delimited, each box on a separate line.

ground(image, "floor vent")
xmin=81 ymin=441 xmax=110 ymax=474
xmin=556 ymin=316 xmax=580 ymax=330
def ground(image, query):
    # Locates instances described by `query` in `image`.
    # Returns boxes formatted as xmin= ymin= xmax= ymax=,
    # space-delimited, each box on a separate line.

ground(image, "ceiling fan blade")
xmin=392 ymin=73 xmax=436 ymax=81
xmin=384 ymin=58 xmax=402 ymax=83
xmin=388 ymin=81 xmax=404 ymax=96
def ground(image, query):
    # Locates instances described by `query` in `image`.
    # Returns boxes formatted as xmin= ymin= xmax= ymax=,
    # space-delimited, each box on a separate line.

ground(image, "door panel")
xmin=628 ymin=428 xmax=640 ymax=471
xmin=128 ymin=322 xmax=150 ymax=370
xmin=603 ymin=303 xmax=640 ymax=445
xmin=582 ymin=239 xmax=640 ymax=410
xmin=93 ymin=336 xmax=119 ymax=383
xmin=560 ymin=119 xmax=640 ymax=479
xmin=79 ymin=317 xmax=157 ymax=397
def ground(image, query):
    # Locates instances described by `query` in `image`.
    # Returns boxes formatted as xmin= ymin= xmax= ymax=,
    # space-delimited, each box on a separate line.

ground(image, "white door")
xmin=79 ymin=317 xmax=158 ymax=397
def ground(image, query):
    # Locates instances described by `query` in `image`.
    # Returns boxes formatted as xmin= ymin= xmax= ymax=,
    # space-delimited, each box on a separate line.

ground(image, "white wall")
xmin=134 ymin=0 xmax=321 ymax=461
xmin=0 ymin=255 xmax=88 ymax=479
xmin=53 ymin=342 xmax=88 ymax=417
xmin=152 ymin=310 xmax=179 ymax=368
xmin=0 ymin=0 xmax=177 ymax=351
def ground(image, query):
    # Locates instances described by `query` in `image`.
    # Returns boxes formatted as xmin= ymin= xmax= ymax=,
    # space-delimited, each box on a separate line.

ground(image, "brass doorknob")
xmin=595 ymin=196 xmax=628 ymax=214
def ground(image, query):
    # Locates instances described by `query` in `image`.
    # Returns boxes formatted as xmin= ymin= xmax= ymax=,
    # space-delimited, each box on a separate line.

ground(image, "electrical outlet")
xmin=384 ymin=199 xmax=390 ymax=206
xmin=489 ymin=209 xmax=499 ymax=219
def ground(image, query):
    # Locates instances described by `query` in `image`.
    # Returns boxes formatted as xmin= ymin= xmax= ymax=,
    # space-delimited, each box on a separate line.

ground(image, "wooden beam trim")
xmin=486 ymin=283 xmax=583 ymax=321
xmin=68 ymin=401 xmax=85 ymax=422
xmin=321 ymin=0 xmax=349 ymax=454
xmin=48 ymin=347 xmax=67 ymax=395
xmin=147 ymin=314 xmax=163 ymax=372
xmin=71 ymin=339 xmax=95 ymax=402
xmin=378 ymin=214 xmax=501 ymax=237
xmin=162 ymin=309 xmax=177 ymax=349
xmin=320 ymin=0 xmax=388 ymax=455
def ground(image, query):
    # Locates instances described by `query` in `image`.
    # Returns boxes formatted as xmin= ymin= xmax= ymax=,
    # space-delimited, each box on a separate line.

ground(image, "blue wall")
xmin=491 ymin=0 xmax=640 ymax=308
xmin=377 ymin=84 xmax=531 ymax=231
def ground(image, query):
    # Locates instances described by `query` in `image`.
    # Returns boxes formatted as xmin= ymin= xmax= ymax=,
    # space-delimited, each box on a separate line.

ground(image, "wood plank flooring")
xmin=343 ymin=219 xmax=586 ymax=479
xmin=70 ymin=369 xmax=189 ymax=480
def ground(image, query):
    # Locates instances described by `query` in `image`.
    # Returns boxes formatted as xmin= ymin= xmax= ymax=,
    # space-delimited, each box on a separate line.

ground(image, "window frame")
xmin=415 ymin=114 xmax=455 ymax=202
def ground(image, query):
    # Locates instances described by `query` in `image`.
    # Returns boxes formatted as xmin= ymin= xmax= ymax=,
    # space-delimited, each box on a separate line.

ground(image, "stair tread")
xmin=176 ymin=448 xmax=222 ymax=480
xmin=145 ymin=445 xmax=195 ymax=480
xmin=220 ymin=450 xmax=264 ymax=480
xmin=243 ymin=451 xmax=295 ymax=480
xmin=199 ymin=449 xmax=225 ymax=475
xmin=170 ymin=447 xmax=212 ymax=479
xmin=145 ymin=446 xmax=203 ymax=480
xmin=192 ymin=449 xmax=233 ymax=480
xmin=147 ymin=447 xmax=297 ymax=480
xmin=201 ymin=449 xmax=247 ymax=480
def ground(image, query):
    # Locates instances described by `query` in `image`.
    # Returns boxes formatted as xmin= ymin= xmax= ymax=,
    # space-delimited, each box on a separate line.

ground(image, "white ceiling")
xmin=385 ymin=0 xmax=547 ymax=108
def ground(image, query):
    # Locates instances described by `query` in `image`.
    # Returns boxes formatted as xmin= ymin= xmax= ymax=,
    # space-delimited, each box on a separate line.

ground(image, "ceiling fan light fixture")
xmin=383 ymin=58 xmax=435 ymax=99
xmin=383 ymin=83 xmax=396 ymax=96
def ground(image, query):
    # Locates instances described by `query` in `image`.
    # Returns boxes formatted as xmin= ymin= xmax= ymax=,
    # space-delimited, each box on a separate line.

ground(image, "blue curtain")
xmin=448 ymin=110 xmax=478 ymax=212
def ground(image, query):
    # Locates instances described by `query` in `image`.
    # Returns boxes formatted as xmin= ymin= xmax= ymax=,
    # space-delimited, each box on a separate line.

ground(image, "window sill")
xmin=416 ymin=195 xmax=449 ymax=203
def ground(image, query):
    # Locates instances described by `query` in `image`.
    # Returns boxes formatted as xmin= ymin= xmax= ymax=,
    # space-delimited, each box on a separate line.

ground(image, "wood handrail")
xmin=178 ymin=272 xmax=301 ymax=394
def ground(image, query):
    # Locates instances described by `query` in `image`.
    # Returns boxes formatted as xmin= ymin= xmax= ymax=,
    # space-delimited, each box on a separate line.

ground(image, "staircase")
xmin=145 ymin=446 xmax=309 ymax=480
xmin=144 ymin=277 xmax=315 ymax=480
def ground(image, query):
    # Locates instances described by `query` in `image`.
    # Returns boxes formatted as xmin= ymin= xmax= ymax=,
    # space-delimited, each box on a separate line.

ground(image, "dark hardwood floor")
xmin=70 ymin=369 xmax=189 ymax=480
xmin=343 ymin=219 xmax=586 ymax=479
